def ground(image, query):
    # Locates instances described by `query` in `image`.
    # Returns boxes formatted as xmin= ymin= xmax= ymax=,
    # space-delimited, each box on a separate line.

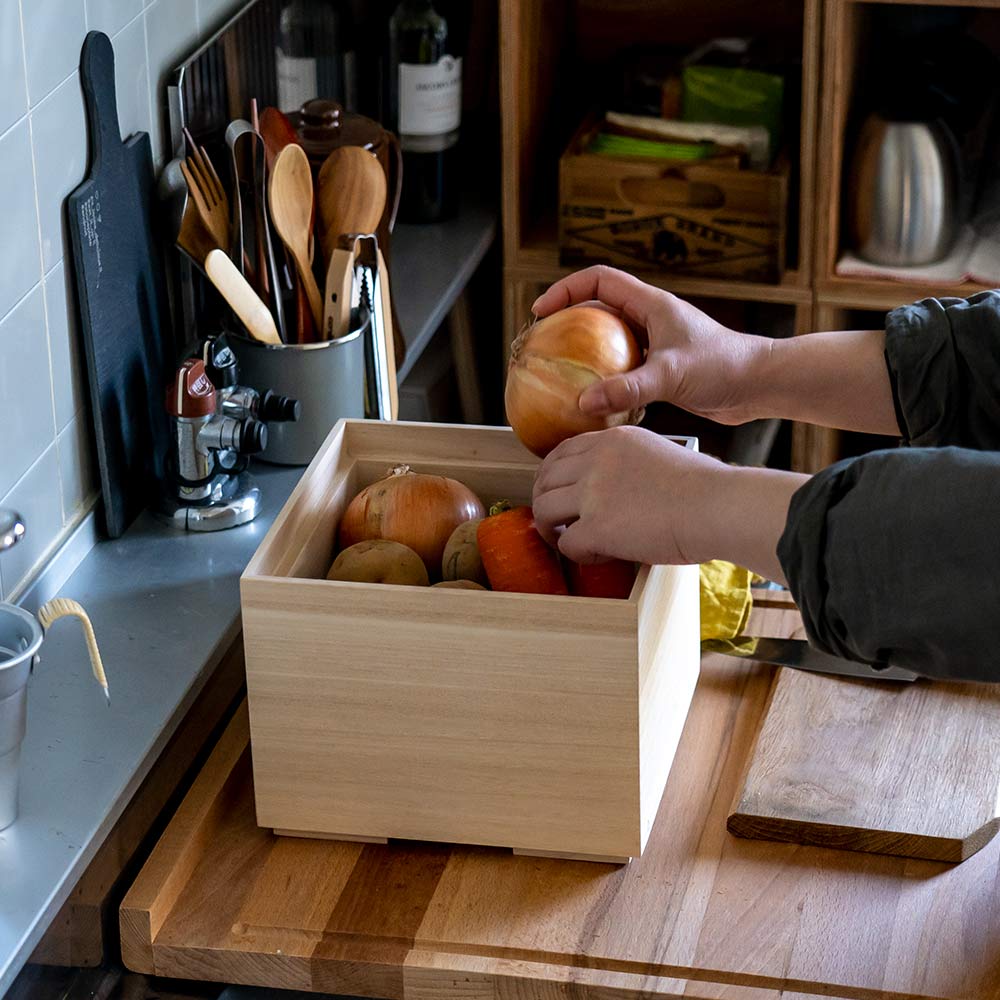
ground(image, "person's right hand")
xmin=532 ymin=266 xmax=769 ymax=425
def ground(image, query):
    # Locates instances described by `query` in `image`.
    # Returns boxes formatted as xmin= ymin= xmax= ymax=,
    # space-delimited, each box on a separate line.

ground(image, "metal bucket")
xmin=0 ymin=604 xmax=43 ymax=830
xmin=229 ymin=320 xmax=367 ymax=467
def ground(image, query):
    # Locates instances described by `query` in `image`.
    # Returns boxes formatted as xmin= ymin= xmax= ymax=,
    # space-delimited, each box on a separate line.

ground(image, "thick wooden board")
xmin=729 ymin=667 xmax=1000 ymax=862
xmin=121 ymin=605 xmax=1000 ymax=1000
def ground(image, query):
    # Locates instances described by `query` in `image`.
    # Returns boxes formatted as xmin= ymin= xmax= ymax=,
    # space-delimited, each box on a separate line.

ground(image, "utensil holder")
xmin=229 ymin=318 xmax=368 ymax=466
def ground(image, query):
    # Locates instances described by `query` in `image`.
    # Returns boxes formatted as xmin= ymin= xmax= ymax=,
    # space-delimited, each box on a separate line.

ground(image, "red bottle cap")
xmin=166 ymin=359 xmax=216 ymax=418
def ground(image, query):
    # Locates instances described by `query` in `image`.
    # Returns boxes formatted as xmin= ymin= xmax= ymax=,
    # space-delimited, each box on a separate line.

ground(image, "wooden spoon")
xmin=268 ymin=144 xmax=323 ymax=331
xmin=258 ymin=109 xmax=315 ymax=342
xmin=317 ymin=145 xmax=387 ymax=264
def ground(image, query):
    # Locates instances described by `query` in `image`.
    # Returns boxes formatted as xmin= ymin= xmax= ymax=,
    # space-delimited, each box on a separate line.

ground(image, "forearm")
xmin=746 ymin=329 xmax=901 ymax=436
xmin=691 ymin=465 xmax=809 ymax=585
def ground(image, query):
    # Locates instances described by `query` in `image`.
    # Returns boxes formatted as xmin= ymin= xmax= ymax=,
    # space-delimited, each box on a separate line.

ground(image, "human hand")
xmin=531 ymin=424 xmax=808 ymax=582
xmin=531 ymin=425 xmax=729 ymax=566
xmin=532 ymin=266 xmax=769 ymax=425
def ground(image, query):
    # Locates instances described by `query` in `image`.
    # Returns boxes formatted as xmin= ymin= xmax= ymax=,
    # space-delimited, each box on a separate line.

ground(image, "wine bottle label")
xmin=399 ymin=55 xmax=462 ymax=137
xmin=276 ymin=48 xmax=318 ymax=112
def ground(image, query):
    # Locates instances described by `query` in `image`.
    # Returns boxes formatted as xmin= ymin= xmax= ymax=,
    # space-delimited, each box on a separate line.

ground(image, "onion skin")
xmin=505 ymin=305 xmax=643 ymax=458
xmin=338 ymin=465 xmax=485 ymax=576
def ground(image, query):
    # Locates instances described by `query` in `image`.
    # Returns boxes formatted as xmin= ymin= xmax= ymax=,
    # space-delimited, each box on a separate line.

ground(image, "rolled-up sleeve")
xmin=886 ymin=292 xmax=1000 ymax=449
xmin=778 ymin=447 xmax=1000 ymax=681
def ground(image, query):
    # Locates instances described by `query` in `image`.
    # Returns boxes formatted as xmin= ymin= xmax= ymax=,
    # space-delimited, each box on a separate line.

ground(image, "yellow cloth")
xmin=699 ymin=560 xmax=757 ymax=655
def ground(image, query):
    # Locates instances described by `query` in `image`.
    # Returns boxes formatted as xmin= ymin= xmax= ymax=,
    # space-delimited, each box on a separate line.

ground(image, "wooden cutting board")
xmin=119 ymin=623 xmax=1000 ymax=1000
xmin=67 ymin=31 xmax=172 ymax=538
xmin=729 ymin=662 xmax=1000 ymax=862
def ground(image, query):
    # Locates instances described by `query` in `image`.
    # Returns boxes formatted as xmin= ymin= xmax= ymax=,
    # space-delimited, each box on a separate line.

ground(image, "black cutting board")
xmin=67 ymin=31 xmax=172 ymax=538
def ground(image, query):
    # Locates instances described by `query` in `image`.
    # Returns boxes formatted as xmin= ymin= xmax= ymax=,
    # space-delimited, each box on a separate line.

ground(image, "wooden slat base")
xmin=276 ymin=831 xmax=628 ymax=862
xmin=273 ymin=830 xmax=388 ymax=844
xmin=512 ymin=847 xmax=630 ymax=864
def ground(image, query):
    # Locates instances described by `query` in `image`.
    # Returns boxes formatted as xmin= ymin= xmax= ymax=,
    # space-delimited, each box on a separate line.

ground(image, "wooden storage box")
xmin=240 ymin=419 xmax=700 ymax=862
xmin=559 ymin=117 xmax=789 ymax=282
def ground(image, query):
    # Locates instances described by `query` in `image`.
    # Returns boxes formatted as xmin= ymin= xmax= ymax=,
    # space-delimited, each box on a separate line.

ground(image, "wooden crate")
xmin=558 ymin=117 xmax=789 ymax=282
xmin=240 ymin=419 xmax=700 ymax=863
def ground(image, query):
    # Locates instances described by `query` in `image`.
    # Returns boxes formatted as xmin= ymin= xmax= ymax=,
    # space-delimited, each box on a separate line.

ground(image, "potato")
xmin=432 ymin=579 xmax=487 ymax=590
xmin=327 ymin=540 xmax=429 ymax=586
xmin=441 ymin=518 xmax=487 ymax=585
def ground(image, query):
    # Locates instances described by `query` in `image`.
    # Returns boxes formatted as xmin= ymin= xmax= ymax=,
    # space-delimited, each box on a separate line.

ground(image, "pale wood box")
xmin=240 ymin=419 xmax=701 ymax=862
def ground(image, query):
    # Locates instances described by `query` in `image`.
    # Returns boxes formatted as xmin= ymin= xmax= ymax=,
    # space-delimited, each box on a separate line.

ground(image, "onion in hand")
xmin=505 ymin=305 xmax=643 ymax=457
xmin=338 ymin=465 xmax=485 ymax=576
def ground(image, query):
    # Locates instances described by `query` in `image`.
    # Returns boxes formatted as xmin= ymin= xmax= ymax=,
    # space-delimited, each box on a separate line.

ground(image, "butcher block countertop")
xmin=119 ymin=601 xmax=1000 ymax=1000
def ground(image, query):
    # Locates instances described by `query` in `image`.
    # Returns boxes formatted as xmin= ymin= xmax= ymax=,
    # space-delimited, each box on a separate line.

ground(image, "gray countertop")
xmin=0 ymin=193 xmax=496 ymax=997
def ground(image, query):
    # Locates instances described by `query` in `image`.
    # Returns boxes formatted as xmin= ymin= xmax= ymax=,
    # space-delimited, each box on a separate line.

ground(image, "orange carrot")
xmin=565 ymin=558 xmax=637 ymax=600
xmin=477 ymin=504 xmax=568 ymax=595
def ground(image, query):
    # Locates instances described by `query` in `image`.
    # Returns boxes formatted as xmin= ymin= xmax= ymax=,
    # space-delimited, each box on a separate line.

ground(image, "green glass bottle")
xmin=387 ymin=0 xmax=462 ymax=222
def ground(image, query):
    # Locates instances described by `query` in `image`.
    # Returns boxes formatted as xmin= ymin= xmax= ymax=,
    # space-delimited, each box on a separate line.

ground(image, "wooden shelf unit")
xmin=499 ymin=0 xmax=820 ymax=320
xmin=815 ymin=0 xmax=1000 ymax=301
xmin=500 ymin=0 xmax=1000 ymax=472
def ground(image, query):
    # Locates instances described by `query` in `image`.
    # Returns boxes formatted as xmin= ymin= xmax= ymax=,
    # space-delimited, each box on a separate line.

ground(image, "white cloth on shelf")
xmin=836 ymin=223 xmax=1000 ymax=287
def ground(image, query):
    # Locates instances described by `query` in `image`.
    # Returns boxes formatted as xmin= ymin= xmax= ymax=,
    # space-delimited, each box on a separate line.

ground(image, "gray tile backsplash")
xmin=0 ymin=120 xmax=42 ymax=319
xmin=0 ymin=444 xmax=65 ymax=598
xmin=0 ymin=0 xmax=221 ymax=599
xmin=144 ymin=0 xmax=199 ymax=164
xmin=111 ymin=12 xmax=151 ymax=140
xmin=0 ymin=287 xmax=56 ymax=499
xmin=0 ymin=0 xmax=28 ymax=136
xmin=31 ymin=72 xmax=88 ymax=274
xmin=85 ymin=0 xmax=143 ymax=39
xmin=21 ymin=0 xmax=87 ymax=106
xmin=57 ymin=415 xmax=98 ymax=526
xmin=43 ymin=260 xmax=87 ymax=432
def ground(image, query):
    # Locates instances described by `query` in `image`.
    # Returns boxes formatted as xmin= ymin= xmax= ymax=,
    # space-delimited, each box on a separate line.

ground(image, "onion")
xmin=505 ymin=305 xmax=644 ymax=457
xmin=338 ymin=465 xmax=485 ymax=575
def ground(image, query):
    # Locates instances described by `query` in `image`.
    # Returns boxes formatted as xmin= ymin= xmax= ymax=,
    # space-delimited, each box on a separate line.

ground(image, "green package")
xmin=681 ymin=65 xmax=784 ymax=163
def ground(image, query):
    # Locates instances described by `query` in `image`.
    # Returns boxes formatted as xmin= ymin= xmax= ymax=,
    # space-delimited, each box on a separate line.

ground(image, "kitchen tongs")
xmin=324 ymin=233 xmax=399 ymax=421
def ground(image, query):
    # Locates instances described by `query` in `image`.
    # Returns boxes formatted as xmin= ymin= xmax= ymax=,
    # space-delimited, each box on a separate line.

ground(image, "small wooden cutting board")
xmin=729 ymin=665 xmax=1000 ymax=862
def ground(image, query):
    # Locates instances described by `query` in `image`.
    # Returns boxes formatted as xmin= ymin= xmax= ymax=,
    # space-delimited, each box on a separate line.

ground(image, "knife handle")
xmin=205 ymin=248 xmax=281 ymax=345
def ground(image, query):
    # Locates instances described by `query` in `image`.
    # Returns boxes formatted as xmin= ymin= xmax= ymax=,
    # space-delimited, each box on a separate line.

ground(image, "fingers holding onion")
xmin=505 ymin=304 xmax=643 ymax=458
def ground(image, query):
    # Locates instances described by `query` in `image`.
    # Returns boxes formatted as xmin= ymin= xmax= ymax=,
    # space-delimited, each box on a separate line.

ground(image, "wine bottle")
xmin=387 ymin=0 xmax=462 ymax=222
xmin=276 ymin=0 xmax=358 ymax=113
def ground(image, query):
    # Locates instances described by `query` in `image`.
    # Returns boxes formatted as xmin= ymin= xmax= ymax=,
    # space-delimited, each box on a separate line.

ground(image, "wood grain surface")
xmin=240 ymin=420 xmax=699 ymax=859
xmin=728 ymin=665 xmax=1000 ymax=862
xmin=121 ymin=603 xmax=1000 ymax=1000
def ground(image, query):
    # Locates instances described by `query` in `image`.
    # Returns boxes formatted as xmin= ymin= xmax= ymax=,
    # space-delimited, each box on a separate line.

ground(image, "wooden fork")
xmin=182 ymin=128 xmax=229 ymax=252
xmin=176 ymin=135 xmax=280 ymax=345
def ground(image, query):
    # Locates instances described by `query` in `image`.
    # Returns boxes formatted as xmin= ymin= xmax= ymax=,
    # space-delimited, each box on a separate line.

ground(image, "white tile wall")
xmin=0 ymin=0 xmax=242 ymax=599
xmin=0 ymin=0 xmax=28 ymax=135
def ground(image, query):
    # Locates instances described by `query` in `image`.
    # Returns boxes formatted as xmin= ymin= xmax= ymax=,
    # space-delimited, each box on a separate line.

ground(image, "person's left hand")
xmin=531 ymin=425 xmax=729 ymax=566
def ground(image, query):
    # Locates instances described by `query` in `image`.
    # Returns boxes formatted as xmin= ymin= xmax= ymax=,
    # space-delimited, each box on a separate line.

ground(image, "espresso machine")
xmin=158 ymin=335 xmax=300 ymax=531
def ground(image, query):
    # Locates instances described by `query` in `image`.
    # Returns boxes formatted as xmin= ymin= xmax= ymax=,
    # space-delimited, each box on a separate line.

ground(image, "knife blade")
xmin=716 ymin=637 xmax=919 ymax=682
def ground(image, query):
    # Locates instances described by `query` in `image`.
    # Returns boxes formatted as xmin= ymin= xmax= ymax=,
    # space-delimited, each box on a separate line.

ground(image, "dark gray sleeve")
xmin=778 ymin=447 xmax=1000 ymax=682
xmin=886 ymin=291 xmax=1000 ymax=448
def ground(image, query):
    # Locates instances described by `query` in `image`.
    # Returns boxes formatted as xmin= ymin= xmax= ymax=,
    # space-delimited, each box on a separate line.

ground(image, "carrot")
xmin=476 ymin=503 xmax=568 ymax=595
xmin=565 ymin=558 xmax=637 ymax=600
